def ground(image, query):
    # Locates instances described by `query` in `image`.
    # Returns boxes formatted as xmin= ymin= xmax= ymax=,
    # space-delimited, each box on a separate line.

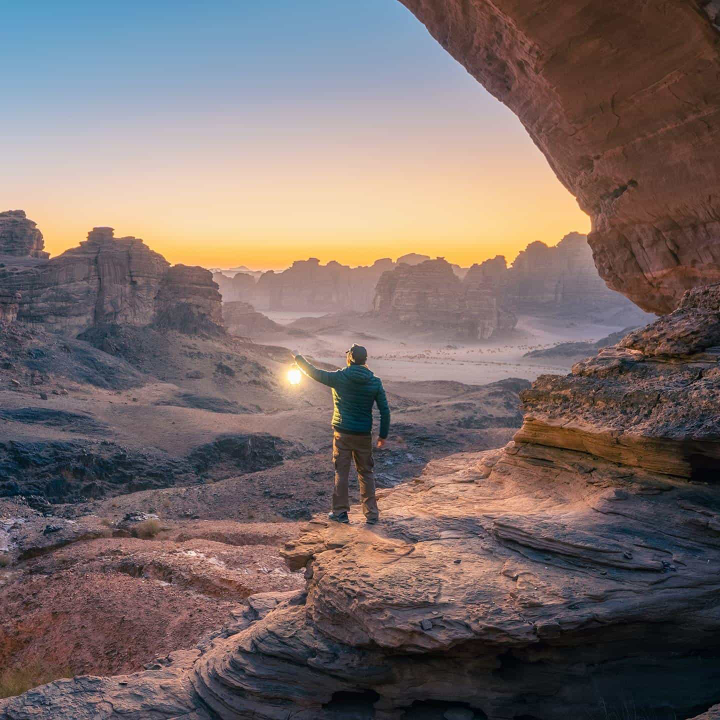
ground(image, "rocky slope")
xmin=399 ymin=0 xmax=720 ymax=314
xmin=0 ymin=218 xmax=222 ymax=336
xmin=4 ymin=289 xmax=719 ymax=718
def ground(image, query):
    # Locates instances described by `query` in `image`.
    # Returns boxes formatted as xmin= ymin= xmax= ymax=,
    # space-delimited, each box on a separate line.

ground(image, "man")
xmin=293 ymin=344 xmax=390 ymax=525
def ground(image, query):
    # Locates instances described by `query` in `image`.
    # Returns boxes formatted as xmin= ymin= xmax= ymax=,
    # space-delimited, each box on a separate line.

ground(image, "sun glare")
xmin=287 ymin=367 xmax=302 ymax=386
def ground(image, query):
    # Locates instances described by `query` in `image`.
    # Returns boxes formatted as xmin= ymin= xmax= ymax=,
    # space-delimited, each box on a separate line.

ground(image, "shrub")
xmin=131 ymin=519 xmax=162 ymax=539
xmin=0 ymin=665 xmax=74 ymax=699
xmin=0 ymin=554 xmax=10 ymax=568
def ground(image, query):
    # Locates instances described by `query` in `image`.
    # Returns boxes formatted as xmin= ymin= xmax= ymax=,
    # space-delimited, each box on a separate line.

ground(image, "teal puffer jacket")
xmin=295 ymin=355 xmax=390 ymax=438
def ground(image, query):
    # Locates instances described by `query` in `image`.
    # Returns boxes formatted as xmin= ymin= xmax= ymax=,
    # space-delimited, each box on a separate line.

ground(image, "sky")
xmin=1 ymin=0 xmax=589 ymax=270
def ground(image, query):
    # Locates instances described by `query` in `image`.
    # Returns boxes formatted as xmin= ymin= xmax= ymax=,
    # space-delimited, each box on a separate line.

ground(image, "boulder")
xmin=0 ymin=210 xmax=47 ymax=259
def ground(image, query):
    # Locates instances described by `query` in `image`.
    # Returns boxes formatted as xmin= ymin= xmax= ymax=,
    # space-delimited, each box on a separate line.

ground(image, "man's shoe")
xmin=328 ymin=512 xmax=349 ymax=524
xmin=365 ymin=517 xmax=379 ymax=525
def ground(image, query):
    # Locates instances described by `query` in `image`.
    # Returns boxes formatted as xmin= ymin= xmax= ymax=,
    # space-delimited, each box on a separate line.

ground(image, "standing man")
xmin=293 ymin=344 xmax=390 ymax=525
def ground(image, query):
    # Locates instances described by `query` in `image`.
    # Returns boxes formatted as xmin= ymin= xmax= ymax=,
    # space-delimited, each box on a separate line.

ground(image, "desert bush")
xmin=131 ymin=518 xmax=162 ymax=539
xmin=0 ymin=554 xmax=10 ymax=568
xmin=0 ymin=665 xmax=74 ymax=699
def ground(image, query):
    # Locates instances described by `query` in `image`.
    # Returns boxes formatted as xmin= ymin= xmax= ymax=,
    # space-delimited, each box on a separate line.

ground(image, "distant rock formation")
xmin=396 ymin=252 xmax=431 ymax=266
xmin=222 ymin=301 xmax=284 ymax=337
xmin=398 ymin=252 xmax=468 ymax=278
xmin=463 ymin=233 xmax=654 ymax=324
xmin=212 ymin=254 xmax=471 ymax=313
xmin=0 ymin=210 xmax=48 ymax=259
xmin=212 ymin=271 xmax=257 ymax=303
xmin=250 ymin=257 xmax=396 ymax=313
xmin=0 ymin=215 xmax=222 ymax=336
xmin=504 ymin=232 xmax=636 ymax=317
xmin=373 ymin=257 xmax=515 ymax=339
xmin=154 ymin=264 xmax=224 ymax=334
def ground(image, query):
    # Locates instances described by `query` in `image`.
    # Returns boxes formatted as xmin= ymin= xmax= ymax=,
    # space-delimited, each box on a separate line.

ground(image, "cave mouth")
xmin=401 ymin=699 xmax=488 ymax=719
xmin=323 ymin=689 xmax=381 ymax=717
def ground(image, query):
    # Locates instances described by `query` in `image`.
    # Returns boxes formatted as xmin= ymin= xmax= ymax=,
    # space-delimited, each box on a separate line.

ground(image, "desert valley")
xmin=2 ymin=0 xmax=720 ymax=719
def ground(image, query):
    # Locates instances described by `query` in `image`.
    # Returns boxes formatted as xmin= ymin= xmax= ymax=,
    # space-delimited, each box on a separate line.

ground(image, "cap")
xmin=346 ymin=344 xmax=368 ymax=364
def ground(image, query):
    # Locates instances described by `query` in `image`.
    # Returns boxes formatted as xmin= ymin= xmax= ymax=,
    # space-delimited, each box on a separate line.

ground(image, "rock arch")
xmin=399 ymin=0 xmax=720 ymax=313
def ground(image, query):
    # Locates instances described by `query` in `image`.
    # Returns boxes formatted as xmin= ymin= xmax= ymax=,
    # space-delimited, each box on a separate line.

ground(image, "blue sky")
xmin=0 ymin=0 xmax=587 ymax=268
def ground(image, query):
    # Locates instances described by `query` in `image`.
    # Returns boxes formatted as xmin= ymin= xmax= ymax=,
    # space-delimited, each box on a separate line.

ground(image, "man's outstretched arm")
xmin=294 ymin=354 xmax=341 ymax=388
xmin=375 ymin=383 xmax=390 ymax=445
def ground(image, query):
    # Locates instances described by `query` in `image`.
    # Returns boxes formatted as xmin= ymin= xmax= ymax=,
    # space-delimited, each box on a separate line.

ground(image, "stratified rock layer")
xmin=0 ymin=220 xmax=222 ymax=336
xmin=0 ymin=211 xmax=47 ymax=259
xmin=399 ymin=0 xmax=720 ymax=313
xmin=501 ymin=232 xmax=649 ymax=320
xmin=373 ymin=257 xmax=516 ymax=340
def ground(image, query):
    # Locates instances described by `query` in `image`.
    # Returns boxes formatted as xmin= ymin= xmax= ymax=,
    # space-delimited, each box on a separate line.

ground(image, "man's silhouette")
xmin=294 ymin=344 xmax=390 ymax=524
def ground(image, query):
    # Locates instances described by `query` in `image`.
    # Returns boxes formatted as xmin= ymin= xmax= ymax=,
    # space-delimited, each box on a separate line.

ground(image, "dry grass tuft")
xmin=0 ymin=665 xmax=74 ymax=699
xmin=131 ymin=518 xmax=162 ymax=539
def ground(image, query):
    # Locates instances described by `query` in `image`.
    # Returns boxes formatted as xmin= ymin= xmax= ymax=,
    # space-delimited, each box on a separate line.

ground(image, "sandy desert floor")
xmin=263 ymin=310 xmax=634 ymax=383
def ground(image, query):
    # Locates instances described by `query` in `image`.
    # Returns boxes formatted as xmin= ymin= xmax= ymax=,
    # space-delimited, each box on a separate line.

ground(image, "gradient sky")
xmin=1 ymin=0 xmax=589 ymax=270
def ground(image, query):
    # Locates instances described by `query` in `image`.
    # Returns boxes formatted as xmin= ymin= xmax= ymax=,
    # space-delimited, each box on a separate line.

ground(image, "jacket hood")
xmin=344 ymin=364 xmax=375 ymax=384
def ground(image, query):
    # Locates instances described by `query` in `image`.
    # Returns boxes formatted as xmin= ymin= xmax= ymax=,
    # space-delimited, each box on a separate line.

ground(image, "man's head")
xmin=346 ymin=344 xmax=368 ymax=366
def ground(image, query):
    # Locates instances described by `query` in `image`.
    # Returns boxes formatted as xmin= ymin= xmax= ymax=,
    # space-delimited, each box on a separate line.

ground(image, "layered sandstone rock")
xmin=212 ymin=271 xmax=257 ymax=304
xmin=0 ymin=290 xmax=20 ymax=324
xmin=517 ymin=285 xmax=720 ymax=479
xmin=399 ymin=0 xmax=720 ymax=314
xmin=253 ymin=257 xmax=395 ymax=313
xmin=222 ymin=301 xmax=284 ymax=337
xmin=373 ymin=257 xmax=515 ymax=339
xmin=0 ymin=211 xmax=47 ymax=259
xmin=500 ymin=233 xmax=652 ymax=321
xmin=0 ymin=221 xmax=222 ymax=336
xmin=155 ymin=264 xmax=224 ymax=333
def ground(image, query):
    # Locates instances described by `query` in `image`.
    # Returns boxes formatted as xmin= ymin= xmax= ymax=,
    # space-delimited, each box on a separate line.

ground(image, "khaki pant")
xmin=332 ymin=431 xmax=379 ymax=520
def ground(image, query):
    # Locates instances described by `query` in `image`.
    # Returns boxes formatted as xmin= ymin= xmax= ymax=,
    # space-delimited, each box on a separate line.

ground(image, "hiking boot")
xmin=328 ymin=511 xmax=349 ymax=524
xmin=365 ymin=516 xmax=379 ymax=525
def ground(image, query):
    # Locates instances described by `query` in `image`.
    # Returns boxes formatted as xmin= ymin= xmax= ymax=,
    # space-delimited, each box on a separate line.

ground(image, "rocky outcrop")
xmin=399 ymin=0 xmax=720 ymax=314
xmin=373 ymin=235 xmax=650 ymax=333
xmin=222 ymin=301 xmax=284 ymax=337
xmin=212 ymin=271 xmax=257 ymax=303
xmin=0 ymin=290 xmax=20 ymax=323
xmin=0 ymin=211 xmax=47 ymax=259
xmin=0 ymin=220 xmax=222 ymax=336
xmin=517 ymin=289 xmax=720 ymax=479
xmin=154 ymin=264 xmax=224 ymax=333
xmin=252 ymin=257 xmax=395 ymax=313
xmin=373 ymin=257 xmax=515 ymax=339
xmin=476 ymin=233 xmax=654 ymax=322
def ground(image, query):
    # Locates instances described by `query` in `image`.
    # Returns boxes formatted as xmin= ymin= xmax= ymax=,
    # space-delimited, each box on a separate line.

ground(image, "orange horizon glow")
xmin=2 ymin=1 xmax=590 ymax=273
xmin=23 ymin=129 xmax=590 ymax=272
